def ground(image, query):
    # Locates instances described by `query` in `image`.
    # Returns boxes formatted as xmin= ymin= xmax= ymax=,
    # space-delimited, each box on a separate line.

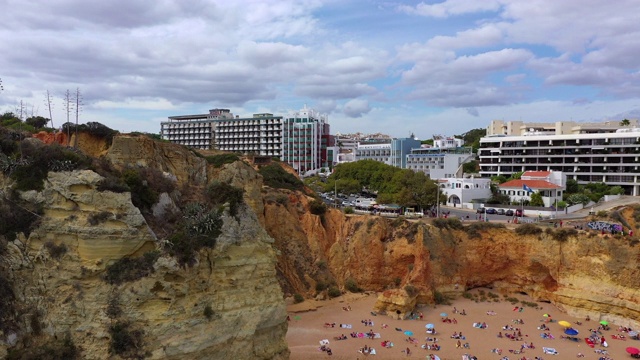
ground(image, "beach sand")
xmin=287 ymin=288 xmax=636 ymax=360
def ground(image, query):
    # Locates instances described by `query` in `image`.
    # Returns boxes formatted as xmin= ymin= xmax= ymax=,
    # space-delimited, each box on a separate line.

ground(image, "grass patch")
xmin=205 ymin=153 xmax=240 ymax=168
xmin=465 ymin=222 xmax=505 ymax=239
xmin=432 ymin=218 xmax=463 ymax=230
xmin=258 ymin=163 xmax=304 ymax=191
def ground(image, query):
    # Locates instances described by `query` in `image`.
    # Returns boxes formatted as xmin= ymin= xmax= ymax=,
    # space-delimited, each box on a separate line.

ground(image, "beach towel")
xmin=374 ymin=333 xmax=381 ymax=339
xmin=340 ymin=324 xmax=352 ymax=329
xmin=472 ymin=323 xmax=487 ymax=329
xmin=542 ymin=347 xmax=558 ymax=355
xmin=585 ymin=338 xmax=595 ymax=348
xmin=369 ymin=348 xmax=377 ymax=355
xmin=357 ymin=333 xmax=364 ymax=338
xmin=319 ymin=339 xmax=330 ymax=346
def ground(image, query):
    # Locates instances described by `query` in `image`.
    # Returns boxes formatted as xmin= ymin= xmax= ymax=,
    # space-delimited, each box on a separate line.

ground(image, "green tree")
xmin=567 ymin=193 xmax=591 ymax=206
xmin=456 ymin=128 xmax=486 ymax=153
xmin=491 ymin=175 xmax=508 ymax=184
xmin=25 ymin=116 xmax=50 ymax=129
xmin=420 ymin=139 xmax=434 ymax=146
xmin=487 ymin=183 xmax=510 ymax=204
xmin=387 ymin=170 xmax=440 ymax=210
xmin=507 ymin=171 xmax=524 ymax=181
xmin=530 ymin=192 xmax=544 ymax=207
xmin=565 ymin=178 xmax=580 ymax=194
xmin=462 ymin=160 xmax=478 ymax=174
xmin=620 ymin=119 xmax=631 ymax=126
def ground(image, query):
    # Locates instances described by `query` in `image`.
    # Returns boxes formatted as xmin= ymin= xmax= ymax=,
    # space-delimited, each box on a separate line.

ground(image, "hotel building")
xmin=480 ymin=120 xmax=640 ymax=195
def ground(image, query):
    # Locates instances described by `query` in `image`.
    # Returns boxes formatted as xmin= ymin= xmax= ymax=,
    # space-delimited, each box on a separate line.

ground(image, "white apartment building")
xmin=161 ymin=108 xmax=234 ymax=149
xmin=479 ymin=128 xmax=640 ymax=195
xmin=406 ymin=136 xmax=473 ymax=179
xmin=487 ymin=119 xmax=639 ymax=136
xmin=356 ymin=143 xmax=392 ymax=164
xmin=214 ymin=113 xmax=283 ymax=157
xmin=355 ymin=138 xmax=421 ymax=168
xmin=281 ymin=106 xmax=329 ymax=174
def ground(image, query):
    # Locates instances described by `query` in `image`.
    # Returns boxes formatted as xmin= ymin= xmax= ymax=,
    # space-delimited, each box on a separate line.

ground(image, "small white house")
xmin=498 ymin=171 xmax=566 ymax=207
xmin=439 ymin=177 xmax=492 ymax=209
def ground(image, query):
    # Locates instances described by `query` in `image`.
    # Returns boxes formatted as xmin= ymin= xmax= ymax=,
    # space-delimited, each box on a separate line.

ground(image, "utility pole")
xmin=45 ymin=90 xmax=54 ymax=129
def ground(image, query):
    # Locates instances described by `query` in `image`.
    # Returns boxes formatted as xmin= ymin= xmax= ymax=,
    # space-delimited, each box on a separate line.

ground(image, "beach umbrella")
xmin=430 ymin=355 xmax=441 ymax=360
xmin=564 ymin=328 xmax=579 ymax=336
xmin=599 ymin=320 xmax=609 ymax=326
xmin=440 ymin=312 xmax=448 ymax=317
xmin=626 ymin=347 xmax=640 ymax=355
xmin=542 ymin=313 xmax=550 ymax=317
xmin=404 ymin=331 xmax=414 ymax=336
xmin=425 ymin=323 xmax=435 ymax=329
xmin=558 ymin=320 xmax=572 ymax=327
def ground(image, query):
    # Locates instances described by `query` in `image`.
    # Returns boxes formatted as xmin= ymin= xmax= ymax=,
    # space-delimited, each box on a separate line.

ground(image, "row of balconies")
xmin=164 ymin=129 xmax=212 ymax=134
xmin=217 ymin=126 xmax=282 ymax=132
xmin=216 ymin=133 xmax=280 ymax=138
xmin=164 ymin=123 xmax=211 ymax=129
xmin=166 ymin=136 xmax=212 ymax=141
xmin=218 ymin=120 xmax=282 ymax=126
xmin=486 ymin=138 xmax=640 ymax=148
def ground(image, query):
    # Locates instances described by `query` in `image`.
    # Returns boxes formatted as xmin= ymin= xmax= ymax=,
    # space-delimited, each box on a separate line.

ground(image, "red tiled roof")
xmin=523 ymin=171 xmax=551 ymax=177
xmin=499 ymin=179 xmax=561 ymax=189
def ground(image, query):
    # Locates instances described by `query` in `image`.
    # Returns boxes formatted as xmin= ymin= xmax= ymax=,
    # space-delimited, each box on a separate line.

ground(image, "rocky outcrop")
xmin=262 ymin=191 xmax=640 ymax=329
xmin=0 ymin=136 xmax=288 ymax=359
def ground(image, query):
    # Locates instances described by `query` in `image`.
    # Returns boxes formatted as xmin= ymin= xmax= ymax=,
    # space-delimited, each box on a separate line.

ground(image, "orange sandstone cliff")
xmin=263 ymin=191 xmax=640 ymax=328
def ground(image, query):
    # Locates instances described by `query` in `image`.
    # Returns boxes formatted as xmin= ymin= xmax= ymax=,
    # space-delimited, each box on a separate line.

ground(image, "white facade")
xmin=214 ymin=113 xmax=283 ymax=157
xmin=439 ymin=177 xmax=492 ymax=208
xmin=281 ymin=106 xmax=328 ymax=174
xmin=356 ymin=143 xmax=392 ymax=164
xmin=487 ymin=119 xmax=640 ymax=136
xmin=498 ymin=171 xmax=566 ymax=207
xmin=161 ymin=108 xmax=235 ymax=149
xmin=406 ymin=147 xmax=474 ymax=179
xmin=480 ymin=130 xmax=640 ymax=195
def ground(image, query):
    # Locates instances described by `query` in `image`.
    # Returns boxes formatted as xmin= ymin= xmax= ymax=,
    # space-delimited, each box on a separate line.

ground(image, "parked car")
xmin=497 ymin=209 xmax=505 ymax=215
xmin=505 ymin=209 xmax=514 ymax=216
xmin=476 ymin=207 xmax=486 ymax=213
xmin=486 ymin=208 xmax=497 ymax=214
xmin=341 ymin=201 xmax=349 ymax=206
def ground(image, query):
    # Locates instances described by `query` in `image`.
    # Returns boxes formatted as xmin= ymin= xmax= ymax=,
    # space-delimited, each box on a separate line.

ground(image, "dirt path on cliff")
xmin=287 ymin=289 xmax=635 ymax=360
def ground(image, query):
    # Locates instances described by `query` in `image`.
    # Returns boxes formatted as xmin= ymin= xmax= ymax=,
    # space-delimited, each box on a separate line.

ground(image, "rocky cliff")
xmin=0 ymin=134 xmax=288 ymax=359
xmin=263 ymin=191 xmax=640 ymax=329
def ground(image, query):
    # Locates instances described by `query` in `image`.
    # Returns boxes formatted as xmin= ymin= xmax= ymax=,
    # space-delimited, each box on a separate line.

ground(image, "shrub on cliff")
xmin=167 ymin=202 xmax=224 ymax=266
xmin=345 ymin=278 xmax=362 ymax=293
xmin=10 ymin=142 xmax=92 ymax=191
xmin=0 ymin=274 xmax=17 ymax=334
xmin=293 ymin=294 xmax=304 ymax=303
xmin=44 ymin=241 xmax=68 ymax=259
xmin=122 ymin=167 xmax=158 ymax=211
xmin=108 ymin=321 xmax=145 ymax=359
xmin=327 ymin=286 xmax=341 ymax=298
xmin=545 ymin=228 xmax=578 ymax=242
xmin=103 ymin=251 xmax=160 ymax=285
xmin=87 ymin=211 xmax=112 ymax=226
xmin=309 ymin=199 xmax=327 ymax=216
xmin=432 ymin=218 xmax=463 ymax=230
xmin=404 ymin=285 xmax=418 ymax=297
xmin=515 ymin=223 xmax=542 ymax=236
xmin=0 ymin=196 xmax=43 ymax=241
xmin=205 ymin=153 xmax=240 ymax=168
xmin=465 ymin=222 xmax=505 ymax=239
xmin=206 ymin=181 xmax=244 ymax=217
xmin=62 ymin=121 xmax=118 ymax=146
xmin=6 ymin=336 xmax=79 ymax=360
xmin=258 ymin=164 xmax=304 ymax=191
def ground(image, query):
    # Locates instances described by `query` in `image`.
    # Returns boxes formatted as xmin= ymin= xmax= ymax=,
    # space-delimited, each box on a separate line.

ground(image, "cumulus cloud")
xmin=397 ymin=0 xmax=502 ymax=18
xmin=342 ymin=99 xmax=371 ymax=118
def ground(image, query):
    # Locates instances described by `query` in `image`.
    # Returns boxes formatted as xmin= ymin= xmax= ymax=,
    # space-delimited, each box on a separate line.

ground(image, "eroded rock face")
xmin=262 ymin=191 xmax=640 ymax=329
xmin=1 ymin=161 xmax=288 ymax=358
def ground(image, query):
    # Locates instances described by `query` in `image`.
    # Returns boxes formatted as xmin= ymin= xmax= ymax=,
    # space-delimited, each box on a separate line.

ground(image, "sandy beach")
xmin=287 ymin=288 xmax=638 ymax=360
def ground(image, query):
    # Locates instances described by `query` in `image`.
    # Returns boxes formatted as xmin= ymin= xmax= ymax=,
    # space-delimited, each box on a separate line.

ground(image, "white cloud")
xmin=342 ymin=99 xmax=371 ymax=118
xmin=398 ymin=0 xmax=502 ymax=18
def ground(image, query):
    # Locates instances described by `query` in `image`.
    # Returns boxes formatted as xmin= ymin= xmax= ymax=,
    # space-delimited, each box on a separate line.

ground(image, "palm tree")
xmin=620 ymin=119 xmax=631 ymax=126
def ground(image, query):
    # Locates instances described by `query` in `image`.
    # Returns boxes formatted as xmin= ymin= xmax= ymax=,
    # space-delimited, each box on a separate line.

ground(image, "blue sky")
xmin=1 ymin=0 xmax=639 ymax=139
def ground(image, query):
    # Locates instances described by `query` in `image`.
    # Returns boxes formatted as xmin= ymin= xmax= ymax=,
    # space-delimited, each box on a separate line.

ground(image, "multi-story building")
xmin=281 ymin=106 xmax=329 ymax=175
xmin=487 ymin=119 xmax=639 ymax=136
xmin=406 ymin=136 xmax=473 ymax=179
xmin=161 ymin=108 xmax=234 ymax=149
xmin=438 ymin=177 xmax=492 ymax=207
xmin=479 ymin=126 xmax=640 ymax=195
xmin=498 ymin=170 xmax=565 ymax=207
xmin=214 ymin=113 xmax=283 ymax=157
xmin=355 ymin=137 xmax=420 ymax=168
